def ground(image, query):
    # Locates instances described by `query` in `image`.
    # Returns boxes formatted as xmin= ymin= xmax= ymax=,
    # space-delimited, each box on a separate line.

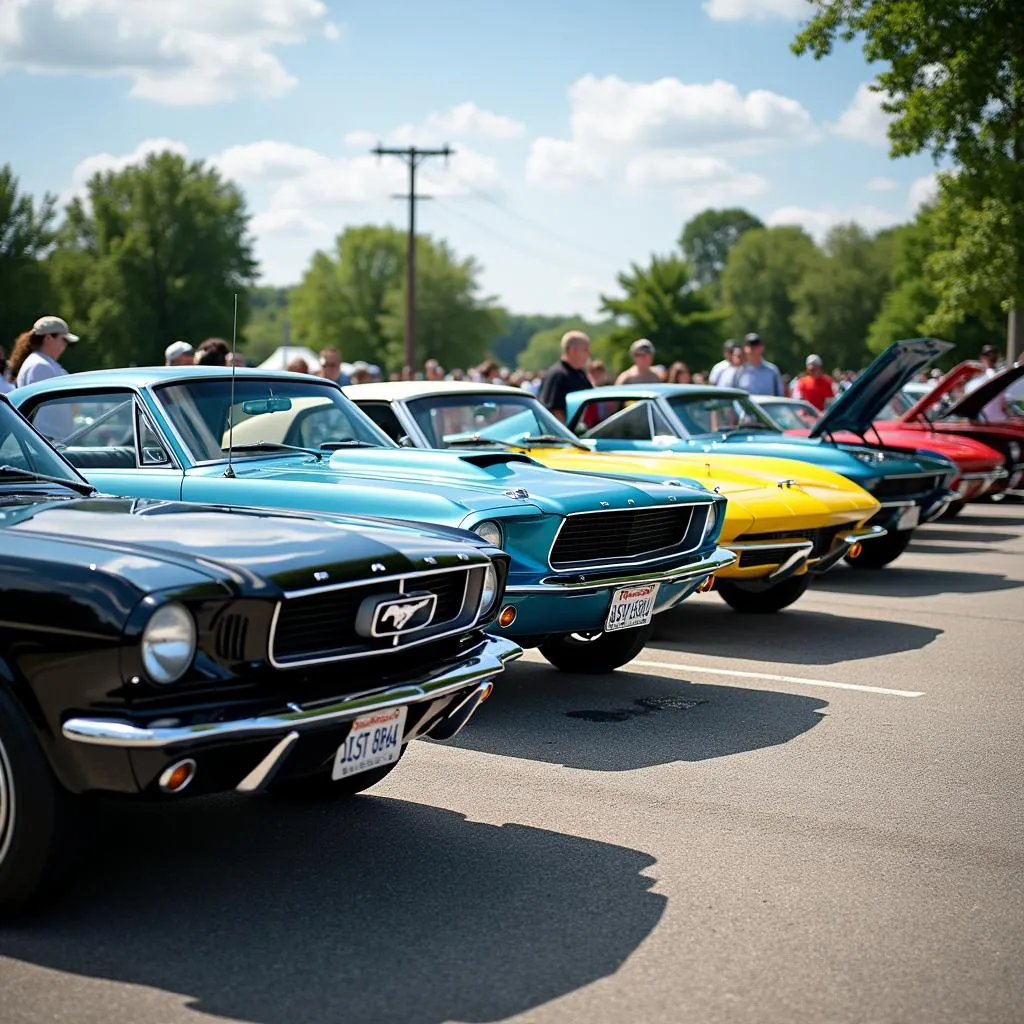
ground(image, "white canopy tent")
xmin=257 ymin=346 xmax=355 ymax=377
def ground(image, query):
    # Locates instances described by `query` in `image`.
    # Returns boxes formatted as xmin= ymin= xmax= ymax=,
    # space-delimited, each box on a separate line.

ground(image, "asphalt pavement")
xmin=2 ymin=503 xmax=1022 ymax=1024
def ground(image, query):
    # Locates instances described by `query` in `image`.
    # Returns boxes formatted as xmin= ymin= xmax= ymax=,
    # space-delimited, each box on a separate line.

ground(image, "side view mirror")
xmin=397 ymin=435 xmax=414 ymax=447
xmin=141 ymin=446 xmax=168 ymax=465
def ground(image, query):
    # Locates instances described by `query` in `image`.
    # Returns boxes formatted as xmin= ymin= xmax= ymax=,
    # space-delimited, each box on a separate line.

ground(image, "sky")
xmin=1 ymin=0 xmax=941 ymax=319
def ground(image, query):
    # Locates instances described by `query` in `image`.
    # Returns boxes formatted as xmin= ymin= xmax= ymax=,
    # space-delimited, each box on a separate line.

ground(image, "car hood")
xmin=217 ymin=446 xmax=703 ymax=516
xmin=867 ymin=424 xmax=1007 ymax=470
xmin=942 ymin=363 xmax=1024 ymax=420
xmin=810 ymin=338 xmax=954 ymax=438
xmin=0 ymin=495 xmax=491 ymax=595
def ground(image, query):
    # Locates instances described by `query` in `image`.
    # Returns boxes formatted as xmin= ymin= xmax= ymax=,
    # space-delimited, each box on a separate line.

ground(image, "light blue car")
xmin=11 ymin=368 xmax=734 ymax=673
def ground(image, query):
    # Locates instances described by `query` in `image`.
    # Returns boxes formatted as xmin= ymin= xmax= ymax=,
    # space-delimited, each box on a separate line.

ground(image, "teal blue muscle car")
xmin=11 ymin=369 xmax=733 ymax=673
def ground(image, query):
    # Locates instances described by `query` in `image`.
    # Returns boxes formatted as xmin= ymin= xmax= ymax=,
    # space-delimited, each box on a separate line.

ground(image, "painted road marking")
xmin=626 ymin=659 xmax=925 ymax=698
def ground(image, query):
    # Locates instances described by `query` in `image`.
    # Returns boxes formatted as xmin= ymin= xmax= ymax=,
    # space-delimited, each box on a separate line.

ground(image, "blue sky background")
xmin=1 ymin=0 xmax=940 ymax=316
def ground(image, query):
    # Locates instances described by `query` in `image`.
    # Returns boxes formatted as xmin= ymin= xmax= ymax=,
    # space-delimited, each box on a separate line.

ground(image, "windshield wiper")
xmin=220 ymin=441 xmax=323 ymax=461
xmin=443 ymin=435 xmax=517 ymax=448
xmin=519 ymin=433 xmax=590 ymax=451
xmin=0 ymin=464 xmax=96 ymax=497
xmin=319 ymin=439 xmax=378 ymax=450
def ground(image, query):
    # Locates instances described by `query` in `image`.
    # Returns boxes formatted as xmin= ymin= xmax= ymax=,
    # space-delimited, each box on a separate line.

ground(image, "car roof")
xmin=344 ymin=380 xmax=530 ymax=401
xmin=15 ymin=366 xmax=340 ymax=394
xmin=577 ymin=384 xmax=748 ymax=400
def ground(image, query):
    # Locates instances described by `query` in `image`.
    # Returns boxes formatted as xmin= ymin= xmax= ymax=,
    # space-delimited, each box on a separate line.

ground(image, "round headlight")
xmin=701 ymin=503 xmax=719 ymax=543
xmin=472 ymin=520 xmax=503 ymax=548
xmin=141 ymin=603 xmax=196 ymax=684
xmin=479 ymin=563 xmax=499 ymax=616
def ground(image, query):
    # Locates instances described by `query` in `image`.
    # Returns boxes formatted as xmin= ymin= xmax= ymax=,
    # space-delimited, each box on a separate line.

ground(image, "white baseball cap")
xmin=32 ymin=315 xmax=79 ymax=343
xmin=165 ymin=340 xmax=194 ymax=363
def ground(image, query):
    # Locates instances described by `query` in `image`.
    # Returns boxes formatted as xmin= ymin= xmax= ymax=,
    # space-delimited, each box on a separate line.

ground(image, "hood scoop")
xmin=455 ymin=452 xmax=537 ymax=468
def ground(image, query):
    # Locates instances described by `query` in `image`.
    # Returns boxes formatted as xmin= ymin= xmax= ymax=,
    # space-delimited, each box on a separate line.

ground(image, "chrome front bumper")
xmin=505 ymin=546 xmax=737 ymax=595
xmin=727 ymin=525 xmax=887 ymax=589
xmin=956 ymin=466 xmax=1009 ymax=497
xmin=61 ymin=634 xmax=523 ymax=752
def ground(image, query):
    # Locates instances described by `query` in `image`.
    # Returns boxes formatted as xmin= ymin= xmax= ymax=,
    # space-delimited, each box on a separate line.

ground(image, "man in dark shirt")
xmin=539 ymin=330 xmax=592 ymax=422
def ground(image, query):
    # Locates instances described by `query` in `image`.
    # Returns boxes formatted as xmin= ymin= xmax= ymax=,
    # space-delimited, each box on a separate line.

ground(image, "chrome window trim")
xmin=545 ymin=500 xmax=716 ymax=572
xmin=267 ymin=564 xmax=486 ymax=668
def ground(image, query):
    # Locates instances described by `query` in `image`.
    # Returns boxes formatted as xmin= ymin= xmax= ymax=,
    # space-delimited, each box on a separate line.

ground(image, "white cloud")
xmin=767 ymin=204 xmax=903 ymax=240
xmin=345 ymin=102 xmax=526 ymax=149
xmin=907 ymin=173 xmax=939 ymax=212
xmin=0 ymin=0 xmax=332 ymax=104
xmin=70 ymin=138 xmax=190 ymax=191
xmin=832 ymin=83 xmax=891 ymax=146
xmin=526 ymin=74 xmax=816 ymax=192
xmin=704 ymin=0 xmax=809 ymax=21
xmin=865 ymin=176 xmax=899 ymax=192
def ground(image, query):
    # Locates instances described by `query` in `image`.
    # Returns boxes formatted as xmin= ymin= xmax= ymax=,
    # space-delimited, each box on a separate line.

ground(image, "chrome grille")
xmin=549 ymin=504 xmax=708 ymax=570
xmin=734 ymin=526 xmax=844 ymax=568
xmin=872 ymin=474 xmax=944 ymax=501
xmin=214 ymin=613 xmax=249 ymax=662
xmin=270 ymin=567 xmax=482 ymax=667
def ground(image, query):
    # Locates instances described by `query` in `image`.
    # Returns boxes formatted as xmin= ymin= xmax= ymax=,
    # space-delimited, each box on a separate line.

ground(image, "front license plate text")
xmin=605 ymin=583 xmax=660 ymax=632
xmin=332 ymin=706 xmax=407 ymax=780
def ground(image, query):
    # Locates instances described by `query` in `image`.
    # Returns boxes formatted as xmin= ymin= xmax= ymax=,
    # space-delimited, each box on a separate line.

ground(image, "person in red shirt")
xmin=795 ymin=353 xmax=836 ymax=411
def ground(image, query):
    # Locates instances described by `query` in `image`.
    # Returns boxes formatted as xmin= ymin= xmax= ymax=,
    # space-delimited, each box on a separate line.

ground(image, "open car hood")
xmin=810 ymin=338 xmax=954 ymax=439
xmin=943 ymin=362 xmax=1024 ymax=420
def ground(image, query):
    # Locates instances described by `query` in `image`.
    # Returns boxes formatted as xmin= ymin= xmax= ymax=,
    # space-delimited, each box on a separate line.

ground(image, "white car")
xmin=749 ymin=395 xmax=821 ymax=431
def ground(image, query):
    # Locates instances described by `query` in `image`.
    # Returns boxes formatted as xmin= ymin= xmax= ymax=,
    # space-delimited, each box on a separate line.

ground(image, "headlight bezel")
xmin=140 ymin=602 xmax=197 ymax=685
xmin=472 ymin=520 xmax=504 ymax=549
xmin=478 ymin=563 xmax=500 ymax=618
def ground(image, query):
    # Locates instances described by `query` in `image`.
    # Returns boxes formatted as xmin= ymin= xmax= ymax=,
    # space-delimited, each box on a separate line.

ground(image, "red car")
xmin=785 ymin=339 xmax=1007 ymax=517
xmin=881 ymin=361 xmax=1024 ymax=506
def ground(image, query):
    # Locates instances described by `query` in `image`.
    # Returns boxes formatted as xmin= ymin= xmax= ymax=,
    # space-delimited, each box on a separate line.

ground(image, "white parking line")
xmin=625 ymin=659 xmax=925 ymax=699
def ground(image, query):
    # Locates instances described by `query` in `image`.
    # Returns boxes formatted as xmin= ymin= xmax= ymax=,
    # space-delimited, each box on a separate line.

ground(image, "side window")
xmin=28 ymin=392 xmax=140 ymax=470
xmin=582 ymin=402 xmax=655 ymax=441
xmin=357 ymin=403 xmax=406 ymax=443
xmin=571 ymin=399 xmax=625 ymax=435
xmin=649 ymin=404 xmax=676 ymax=437
xmin=285 ymin=404 xmax=363 ymax=448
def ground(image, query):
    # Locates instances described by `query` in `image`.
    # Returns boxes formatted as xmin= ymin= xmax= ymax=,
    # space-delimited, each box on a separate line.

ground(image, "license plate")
xmin=897 ymin=505 xmax=921 ymax=530
xmin=605 ymin=583 xmax=660 ymax=632
xmin=332 ymin=706 xmax=407 ymax=780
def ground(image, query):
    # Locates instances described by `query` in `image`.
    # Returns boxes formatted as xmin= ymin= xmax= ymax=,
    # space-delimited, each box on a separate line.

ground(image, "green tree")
xmin=0 ymin=165 xmax=56 ymax=347
xmin=679 ymin=207 xmax=764 ymax=291
xmin=243 ymin=285 xmax=293 ymax=365
xmin=793 ymin=0 xmax=1024 ymax=358
xmin=720 ymin=226 xmax=821 ymax=373
xmin=490 ymin=313 xmax=568 ymax=367
xmin=600 ymin=254 xmax=727 ymax=373
xmin=516 ymin=318 xmax=615 ymax=372
xmin=791 ymin=223 xmax=894 ymax=370
xmin=50 ymin=151 xmax=256 ymax=370
xmin=291 ymin=225 xmax=503 ymax=372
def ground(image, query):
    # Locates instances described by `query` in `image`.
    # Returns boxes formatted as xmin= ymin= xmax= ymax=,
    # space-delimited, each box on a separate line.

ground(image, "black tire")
xmin=268 ymin=747 xmax=406 ymax=800
xmin=940 ymin=499 xmax=966 ymax=520
xmin=0 ymin=688 xmax=79 ymax=917
xmin=844 ymin=528 xmax=914 ymax=569
xmin=716 ymin=575 xmax=810 ymax=614
xmin=538 ymin=624 xmax=653 ymax=673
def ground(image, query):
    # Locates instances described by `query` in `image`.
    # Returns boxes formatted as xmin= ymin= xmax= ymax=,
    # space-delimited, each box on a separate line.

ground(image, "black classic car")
xmin=0 ymin=395 xmax=520 ymax=914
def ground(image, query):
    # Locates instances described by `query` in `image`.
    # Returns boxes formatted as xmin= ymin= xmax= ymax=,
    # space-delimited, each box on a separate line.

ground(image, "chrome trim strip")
xmin=61 ymin=635 xmax=523 ymax=749
xmin=766 ymin=546 xmax=812 ymax=582
xmin=546 ymin=501 xmax=716 ymax=573
xmin=506 ymin=547 xmax=735 ymax=594
xmin=728 ymin=539 xmax=814 ymax=552
xmin=235 ymin=732 xmax=299 ymax=792
xmin=423 ymin=681 xmax=493 ymax=741
xmin=279 ymin=563 xmax=482 ymax=600
xmin=959 ymin=468 xmax=1009 ymax=482
xmin=267 ymin=565 xmax=486 ymax=668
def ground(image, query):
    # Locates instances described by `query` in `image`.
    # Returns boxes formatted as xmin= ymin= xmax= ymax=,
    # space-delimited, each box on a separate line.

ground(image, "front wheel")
xmin=268 ymin=748 xmax=406 ymax=800
xmin=0 ymin=688 xmax=80 ymax=917
xmin=539 ymin=624 xmax=653 ymax=673
xmin=717 ymin=575 xmax=810 ymax=614
xmin=844 ymin=528 xmax=914 ymax=569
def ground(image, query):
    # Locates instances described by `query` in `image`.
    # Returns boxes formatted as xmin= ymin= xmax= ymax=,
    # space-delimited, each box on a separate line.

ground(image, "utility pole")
xmin=372 ymin=143 xmax=453 ymax=371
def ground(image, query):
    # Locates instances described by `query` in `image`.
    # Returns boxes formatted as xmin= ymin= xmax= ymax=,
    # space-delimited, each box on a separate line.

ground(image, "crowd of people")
xmin=1 ymin=317 xmax=1017 ymax=424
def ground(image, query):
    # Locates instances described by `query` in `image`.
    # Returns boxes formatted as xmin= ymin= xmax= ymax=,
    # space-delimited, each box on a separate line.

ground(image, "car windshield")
xmin=154 ymin=377 xmax=394 ymax=463
xmin=666 ymin=394 xmax=782 ymax=437
xmin=406 ymin=394 xmax=575 ymax=448
xmin=759 ymin=401 xmax=820 ymax=431
xmin=0 ymin=399 xmax=90 ymax=488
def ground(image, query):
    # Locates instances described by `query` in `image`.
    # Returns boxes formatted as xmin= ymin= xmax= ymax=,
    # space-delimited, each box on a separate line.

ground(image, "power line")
xmin=372 ymin=143 xmax=453 ymax=369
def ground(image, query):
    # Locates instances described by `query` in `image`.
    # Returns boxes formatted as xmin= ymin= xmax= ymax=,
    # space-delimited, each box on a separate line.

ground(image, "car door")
xmin=20 ymin=389 xmax=186 ymax=500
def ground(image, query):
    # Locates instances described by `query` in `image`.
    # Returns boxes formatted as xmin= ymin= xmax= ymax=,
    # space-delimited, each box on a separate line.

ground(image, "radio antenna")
xmin=224 ymin=292 xmax=238 ymax=478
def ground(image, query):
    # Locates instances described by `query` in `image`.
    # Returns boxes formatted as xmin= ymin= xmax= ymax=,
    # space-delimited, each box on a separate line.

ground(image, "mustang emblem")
xmin=379 ymin=597 xmax=433 ymax=630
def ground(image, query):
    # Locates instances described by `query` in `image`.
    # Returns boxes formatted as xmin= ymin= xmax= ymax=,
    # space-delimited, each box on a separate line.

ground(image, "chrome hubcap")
xmin=0 ymin=738 xmax=14 ymax=866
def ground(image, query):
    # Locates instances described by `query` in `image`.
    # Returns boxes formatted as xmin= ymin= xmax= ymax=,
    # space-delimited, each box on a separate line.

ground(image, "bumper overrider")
xmin=726 ymin=525 xmax=886 ymax=590
xmin=61 ymin=634 xmax=522 ymax=795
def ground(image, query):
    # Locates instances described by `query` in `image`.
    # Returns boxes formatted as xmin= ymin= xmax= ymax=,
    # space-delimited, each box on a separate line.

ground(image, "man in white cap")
xmin=165 ymin=340 xmax=194 ymax=366
xmin=616 ymin=338 xmax=662 ymax=384
xmin=14 ymin=316 xmax=79 ymax=389
xmin=794 ymin=353 xmax=836 ymax=411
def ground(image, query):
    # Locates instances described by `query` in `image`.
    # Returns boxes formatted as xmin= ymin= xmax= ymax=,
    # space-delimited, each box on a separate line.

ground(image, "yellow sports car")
xmin=345 ymin=381 xmax=884 ymax=613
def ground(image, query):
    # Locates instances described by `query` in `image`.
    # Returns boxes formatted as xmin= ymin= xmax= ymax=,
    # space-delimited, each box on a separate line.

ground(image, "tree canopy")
xmin=679 ymin=208 xmax=764 ymax=291
xmin=516 ymin=318 xmax=615 ymax=372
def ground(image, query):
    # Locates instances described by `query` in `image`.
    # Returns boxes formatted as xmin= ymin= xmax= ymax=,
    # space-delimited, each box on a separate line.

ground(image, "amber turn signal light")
xmin=159 ymin=758 xmax=197 ymax=794
xmin=697 ymin=576 xmax=716 ymax=593
xmin=848 ymin=543 xmax=863 ymax=559
xmin=498 ymin=606 xmax=517 ymax=628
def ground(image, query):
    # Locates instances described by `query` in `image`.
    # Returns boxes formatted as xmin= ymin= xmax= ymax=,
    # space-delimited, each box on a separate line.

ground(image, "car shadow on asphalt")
xmin=811 ymin=565 xmax=1023 ymax=599
xmin=0 ymin=797 xmax=665 ymax=1024
xmin=447 ymin=660 xmax=827 ymax=771
xmin=951 ymin=512 xmax=1024 ymax=528
xmin=648 ymin=600 xmax=942 ymax=665
xmin=907 ymin=542 xmax=1014 ymax=557
xmin=916 ymin=528 xmax=1020 ymax=545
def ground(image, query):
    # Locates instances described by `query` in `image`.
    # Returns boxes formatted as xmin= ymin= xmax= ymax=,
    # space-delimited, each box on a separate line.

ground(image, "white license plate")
xmin=332 ymin=706 xmax=407 ymax=780
xmin=605 ymin=583 xmax=660 ymax=632
xmin=897 ymin=505 xmax=921 ymax=530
